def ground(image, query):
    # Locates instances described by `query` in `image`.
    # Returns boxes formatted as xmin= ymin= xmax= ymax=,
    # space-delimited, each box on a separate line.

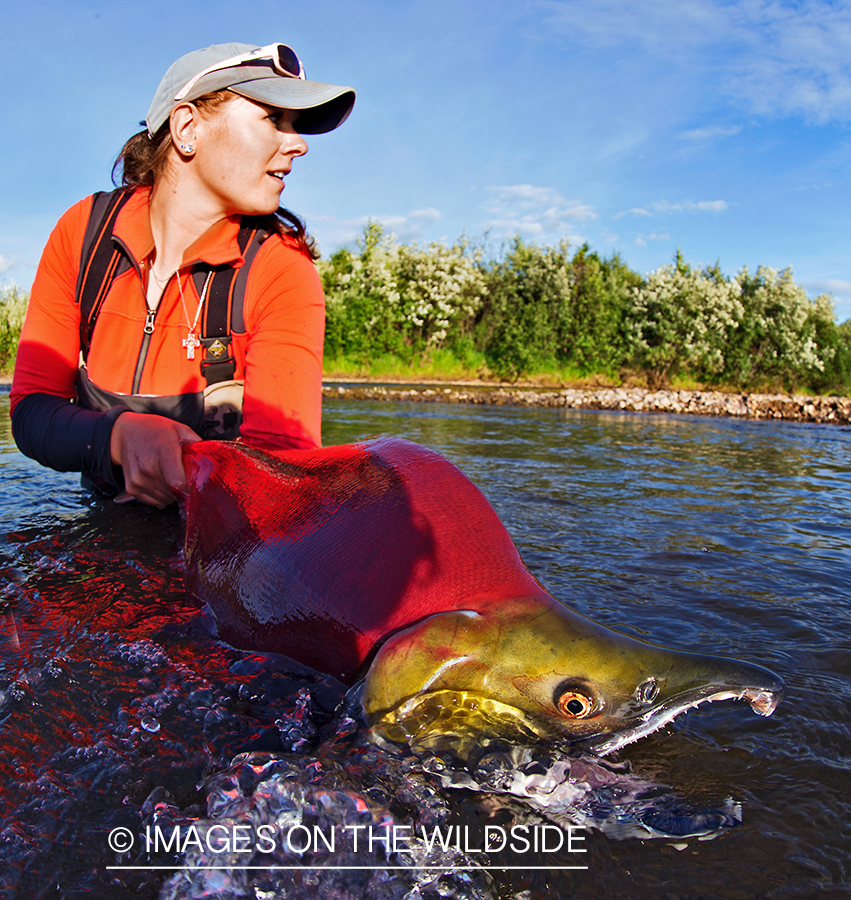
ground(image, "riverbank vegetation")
xmin=3 ymin=226 xmax=850 ymax=394
xmin=0 ymin=286 xmax=27 ymax=374
xmin=320 ymin=224 xmax=851 ymax=394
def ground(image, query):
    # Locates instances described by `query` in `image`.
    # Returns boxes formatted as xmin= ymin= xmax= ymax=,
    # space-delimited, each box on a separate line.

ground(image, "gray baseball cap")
xmin=146 ymin=42 xmax=355 ymax=137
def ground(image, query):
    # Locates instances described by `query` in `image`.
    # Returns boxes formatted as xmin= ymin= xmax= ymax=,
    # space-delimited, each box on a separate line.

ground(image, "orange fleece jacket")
xmin=11 ymin=187 xmax=325 ymax=450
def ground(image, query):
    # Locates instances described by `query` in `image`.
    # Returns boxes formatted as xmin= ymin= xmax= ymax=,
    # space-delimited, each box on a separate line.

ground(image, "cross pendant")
xmin=183 ymin=333 xmax=202 ymax=360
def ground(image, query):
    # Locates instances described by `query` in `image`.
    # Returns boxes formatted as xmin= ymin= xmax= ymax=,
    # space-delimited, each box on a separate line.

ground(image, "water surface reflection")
xmin=0 ymin=392 xmax=848 ymax=898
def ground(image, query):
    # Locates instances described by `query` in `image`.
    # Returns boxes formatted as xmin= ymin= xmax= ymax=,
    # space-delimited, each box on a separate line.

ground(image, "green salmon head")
xmin=361 ymin=597 xmax=783 ymax=754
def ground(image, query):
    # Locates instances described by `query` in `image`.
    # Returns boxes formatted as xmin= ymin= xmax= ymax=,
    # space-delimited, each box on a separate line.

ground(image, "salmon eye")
xmin=636 ymin=678 xmax=660 ymax=703
xmin=556 ymin=690 xmax=595 ymax=719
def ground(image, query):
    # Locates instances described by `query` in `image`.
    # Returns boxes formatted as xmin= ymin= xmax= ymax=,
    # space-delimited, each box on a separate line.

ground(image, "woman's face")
xmin=189 ymin=96 xmax=308 ymax=217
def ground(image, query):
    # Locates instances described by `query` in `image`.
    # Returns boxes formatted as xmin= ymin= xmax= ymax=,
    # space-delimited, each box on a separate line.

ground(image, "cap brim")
xmin=230 ymin=77 xmax=355 ymax=134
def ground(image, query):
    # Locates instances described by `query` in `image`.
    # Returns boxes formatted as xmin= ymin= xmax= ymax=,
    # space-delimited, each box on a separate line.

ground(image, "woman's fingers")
xmin=110 ymin=413 xmax=201 ymax=507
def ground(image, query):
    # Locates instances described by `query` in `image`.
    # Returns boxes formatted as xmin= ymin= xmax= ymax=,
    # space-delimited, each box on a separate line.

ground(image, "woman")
xmin=10 ymin=42 xmax=355 ymax=508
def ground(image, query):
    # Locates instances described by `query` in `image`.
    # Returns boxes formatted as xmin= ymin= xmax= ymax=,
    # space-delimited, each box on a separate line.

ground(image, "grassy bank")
xmin=324 ymin=349 xmax=624 ymax=388
xmin=322 ymin=350 xmax=839 ymax=396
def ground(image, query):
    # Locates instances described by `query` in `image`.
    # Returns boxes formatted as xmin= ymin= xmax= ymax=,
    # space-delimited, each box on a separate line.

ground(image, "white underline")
xmin=107 ymin=865 xmax=589 ymax=871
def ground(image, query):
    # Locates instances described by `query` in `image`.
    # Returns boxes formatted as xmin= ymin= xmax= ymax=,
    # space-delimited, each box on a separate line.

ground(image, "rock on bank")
xmin=322 ymin=384 xmax=851 ymax=425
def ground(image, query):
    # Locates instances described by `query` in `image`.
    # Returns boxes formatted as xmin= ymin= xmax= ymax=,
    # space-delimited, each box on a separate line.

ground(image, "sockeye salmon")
xmin=182 ymin=438 xmax=783 ymax=754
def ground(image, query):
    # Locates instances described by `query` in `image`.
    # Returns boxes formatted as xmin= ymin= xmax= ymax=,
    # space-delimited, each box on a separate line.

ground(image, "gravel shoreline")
xmin=323 ymin=383 xmax=851 ymax=425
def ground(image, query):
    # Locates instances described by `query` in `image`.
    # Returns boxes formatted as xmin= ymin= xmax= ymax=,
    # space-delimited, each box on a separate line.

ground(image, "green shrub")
xmin=0 ymin=285 xmax=28 ymax=373
xmin=725 ymin=266 xmax=834 ymax=390
xmin=319 ymin=223 xmax=404 ymax=363
xmin=475 ymin=239 xmax=572 ymax=379
xmin=626 ymin=254 xmax=744 ymax=387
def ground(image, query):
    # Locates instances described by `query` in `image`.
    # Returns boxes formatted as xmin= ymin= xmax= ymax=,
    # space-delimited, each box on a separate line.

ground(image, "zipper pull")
xmin=144 ymin=309 xmax=156 ymax=335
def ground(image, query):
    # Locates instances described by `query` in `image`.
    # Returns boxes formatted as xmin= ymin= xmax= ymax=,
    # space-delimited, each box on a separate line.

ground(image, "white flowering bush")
xmin=626 ymin=258 xmax=744 ymax=385
xmin=729 ymin=266 xmax=834 ymax=384
xmin=395 ymin=239 xmax=487 ymax=351
xmin=320 ymin=224 xmax=486 ymax=361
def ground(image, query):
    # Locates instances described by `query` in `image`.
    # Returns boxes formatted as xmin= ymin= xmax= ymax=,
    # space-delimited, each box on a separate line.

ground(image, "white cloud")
xmin=615 ymin=200 xmax=727 ymax=219
xmin=653 ymin=200 xmax=727 ymax=214
xmin=539 ymin=0 xmax=726 ymax=51
xmin=794 ymin=182 xmax=834 ymax=192
xmin=805 ymin=278 xmax=851 ymax=299
xmin=369 ymin=208 xmax=442 ymax=242
xmin=0 ymin=254 xmax=37 ymax=289
xmin=676 ymin=125 xmax=742 ymax=141
xmin=482 ymin=184 xmax=597 ymax=243
xmin=309 ymin=208 xmax=442 ymax=251
xmin=613 ymin=207 xmax=652 ymax=220
xmin=540 ymin=0 xmax=851 ymax=123
xmin=635 ymin=232 xmax=671 ymax=248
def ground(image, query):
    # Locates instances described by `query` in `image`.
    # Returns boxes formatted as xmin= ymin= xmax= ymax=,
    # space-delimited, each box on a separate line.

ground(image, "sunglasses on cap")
xmin=174 ymin=42 xmax=305 ymax=102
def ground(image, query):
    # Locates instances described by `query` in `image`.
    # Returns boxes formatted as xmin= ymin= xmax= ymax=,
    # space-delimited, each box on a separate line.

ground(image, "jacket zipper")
xmin=109 ymin=236 xmax=156 ymax=396
xmin=132 ymin=307 xmax=158 ymax=393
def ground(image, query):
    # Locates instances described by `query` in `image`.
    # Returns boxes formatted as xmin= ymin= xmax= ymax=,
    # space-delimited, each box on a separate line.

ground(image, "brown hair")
xmin=112 ymin=90 xmax=318 ymax=259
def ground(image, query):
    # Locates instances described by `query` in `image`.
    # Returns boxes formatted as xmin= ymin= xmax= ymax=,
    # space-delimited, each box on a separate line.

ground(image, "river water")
xmin=0 ymin=390 xmax=848 ymax=899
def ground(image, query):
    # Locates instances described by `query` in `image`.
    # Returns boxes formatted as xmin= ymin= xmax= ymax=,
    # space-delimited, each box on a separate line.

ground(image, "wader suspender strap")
xmin=76 ymin=188 xmax=273 ymax=387
xmin=191 ymin=216 xmax=271 ymax=386
xmin=75 ymin=189 xmax=134 ymax=360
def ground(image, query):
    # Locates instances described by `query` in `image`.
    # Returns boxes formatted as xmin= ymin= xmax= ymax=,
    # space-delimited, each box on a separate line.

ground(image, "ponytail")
xmin=112 ymin=123 xmax=172 ymax=189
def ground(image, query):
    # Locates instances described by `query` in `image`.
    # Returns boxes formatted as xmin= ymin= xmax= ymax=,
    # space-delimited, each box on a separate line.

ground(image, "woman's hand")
xmin=110 ymin=412 xmax=201 ymax=507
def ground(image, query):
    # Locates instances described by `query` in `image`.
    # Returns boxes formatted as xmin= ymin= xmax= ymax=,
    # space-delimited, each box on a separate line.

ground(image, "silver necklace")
xmin=176 ymin=269 xmax=213 ymax=360
xmin=149 ymin=266 xmax=169 ymax=289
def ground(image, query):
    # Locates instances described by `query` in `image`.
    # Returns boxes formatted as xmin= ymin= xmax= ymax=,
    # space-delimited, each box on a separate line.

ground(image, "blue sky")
xmin=2 ymin=0 xmax=850 ymax=320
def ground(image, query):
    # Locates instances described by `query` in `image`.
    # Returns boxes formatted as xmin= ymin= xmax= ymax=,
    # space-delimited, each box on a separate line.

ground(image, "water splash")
xmin=415 ymin=742 xmax=742 ymax=841
xmin=158 ymin=751 xmax=497 ymax=900
xmin=154 ymin=685 xmax=745 ymax=900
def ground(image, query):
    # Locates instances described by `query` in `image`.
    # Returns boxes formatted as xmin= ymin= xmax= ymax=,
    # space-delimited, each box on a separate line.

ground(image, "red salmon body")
xmin=182 ymin=438 xmax=549 ymax=683
xmin=182 ymin=437 xmax=782 ymax=753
